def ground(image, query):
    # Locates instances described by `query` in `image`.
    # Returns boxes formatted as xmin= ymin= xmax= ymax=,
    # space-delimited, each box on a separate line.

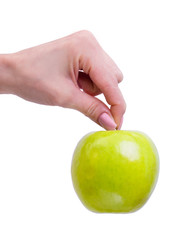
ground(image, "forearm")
xmin=0 ymin=54 xmax=16 ymax=94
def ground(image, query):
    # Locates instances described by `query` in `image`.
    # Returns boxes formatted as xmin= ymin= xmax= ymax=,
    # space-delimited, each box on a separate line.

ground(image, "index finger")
xmin=90 ymin=66 xmax=126 ymax=129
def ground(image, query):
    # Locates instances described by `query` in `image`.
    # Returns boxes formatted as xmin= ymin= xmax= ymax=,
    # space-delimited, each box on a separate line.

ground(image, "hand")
xmin=3 ymin=30 xmax=126 ymax=130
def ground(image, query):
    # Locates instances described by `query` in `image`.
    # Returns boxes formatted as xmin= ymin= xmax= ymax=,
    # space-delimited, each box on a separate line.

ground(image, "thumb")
xmin=71 ymin=89 xmax=117 ymax=130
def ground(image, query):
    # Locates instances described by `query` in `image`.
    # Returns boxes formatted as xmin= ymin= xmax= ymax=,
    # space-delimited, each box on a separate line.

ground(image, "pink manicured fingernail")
xmin=117 ymin=117 xmax=124 ymax=130
xmin=98 ymin=113 xmax=117 ymax=130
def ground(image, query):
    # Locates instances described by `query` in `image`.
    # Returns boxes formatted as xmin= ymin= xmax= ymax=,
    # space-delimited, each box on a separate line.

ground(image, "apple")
xmin=71 ymin=130 xmax=159 ymax=213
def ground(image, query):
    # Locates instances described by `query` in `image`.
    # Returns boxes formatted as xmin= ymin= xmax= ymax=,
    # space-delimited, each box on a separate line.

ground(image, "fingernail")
xmin=117 ymin=117 xmax=124 ymax=130
xmin=98 ymin=113 xmax=117 ymax=130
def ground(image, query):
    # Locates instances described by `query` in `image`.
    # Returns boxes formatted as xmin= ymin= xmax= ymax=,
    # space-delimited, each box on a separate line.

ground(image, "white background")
xmin=0 ymin=0 xmax=181 ymax=239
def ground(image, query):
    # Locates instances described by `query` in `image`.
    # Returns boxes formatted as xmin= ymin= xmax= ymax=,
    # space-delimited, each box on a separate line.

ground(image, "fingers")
xmin=68 ymin=30 xmax=126 ymax=129
xmin=94 ymin=72 xmax=126 ymax=129
xmin=109 ymin=88 xmax=126 ymax=129
xmin=76 ymin=31 xmax=126 ymax=128
xmin=97 ymin=80 xmax=126 ymax=129
xmin=78 ymin=70 xmax=126 ymax=129
xmin=70 ymin=88 xmax=117 ymax=130
xmin=90 ymin=66 xmax=126 ymax=129
xmin=77 ymin=70 xmax=125 ymax=129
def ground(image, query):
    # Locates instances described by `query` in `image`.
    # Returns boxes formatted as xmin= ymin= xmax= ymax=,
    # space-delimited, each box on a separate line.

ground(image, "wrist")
xmin=0 ymin=54 xmax=17 ymax=94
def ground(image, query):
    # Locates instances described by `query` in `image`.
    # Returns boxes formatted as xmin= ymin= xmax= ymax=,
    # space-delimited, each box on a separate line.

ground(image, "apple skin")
xmin=71 ymin=130 xmax=159 ymax=213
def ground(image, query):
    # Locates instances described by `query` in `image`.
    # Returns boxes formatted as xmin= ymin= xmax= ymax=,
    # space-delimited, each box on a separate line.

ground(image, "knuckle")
xmin=121 ymin=101 xmax=127 ymax=114
xmin=73 ymin=30 xmax=98 ymax=50
xmin=85 ymin=101 xmax=99 ymax=118
xmin=76 ymin=30 xmax=95 ymax=40
xmin=117 ymin=71 xmax=124 ymax=83
xmin=113 ymin=99 xmax=126 ymax=115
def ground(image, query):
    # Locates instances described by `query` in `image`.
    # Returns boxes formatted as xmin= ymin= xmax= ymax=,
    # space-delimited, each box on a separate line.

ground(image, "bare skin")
xmin=0 ymin=30 xmax=126 ymax=130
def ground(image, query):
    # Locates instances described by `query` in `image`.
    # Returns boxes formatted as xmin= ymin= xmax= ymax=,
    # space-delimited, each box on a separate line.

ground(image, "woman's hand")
xmin=0 ymin=30 xmax=126 ymax=130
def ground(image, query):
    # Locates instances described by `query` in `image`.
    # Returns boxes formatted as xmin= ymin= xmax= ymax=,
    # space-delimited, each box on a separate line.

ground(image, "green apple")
xmin=71 ymin=130 xmax=159 ymax=213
